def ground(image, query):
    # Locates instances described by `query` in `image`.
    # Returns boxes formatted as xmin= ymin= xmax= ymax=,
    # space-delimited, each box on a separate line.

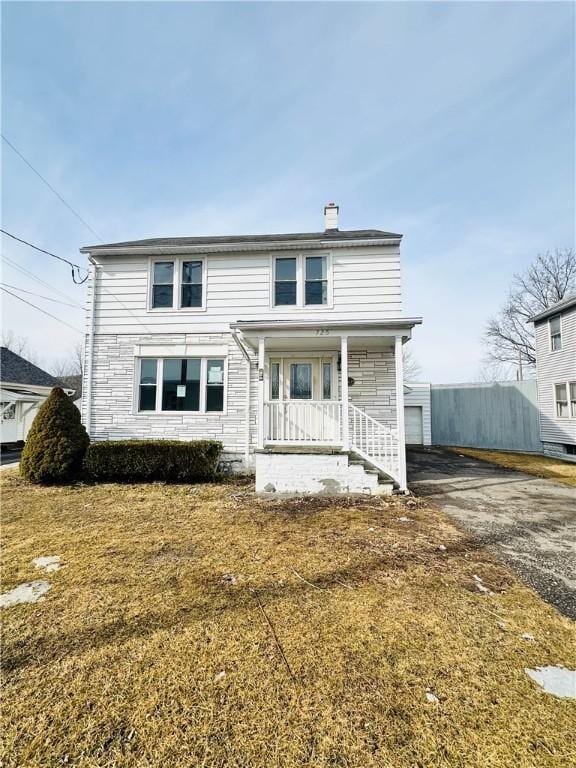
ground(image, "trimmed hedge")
xmin=84 ymin=439 xmax=222 ymax=483
xmin=21 ymin=387 xmax=89 ymax=484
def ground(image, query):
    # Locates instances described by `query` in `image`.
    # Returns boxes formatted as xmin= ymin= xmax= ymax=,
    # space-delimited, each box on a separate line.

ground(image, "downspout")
xmin=84 ymin=255 xmax=98 ymax=436
xmin=231 ymin=330 xmax=252 ymax=469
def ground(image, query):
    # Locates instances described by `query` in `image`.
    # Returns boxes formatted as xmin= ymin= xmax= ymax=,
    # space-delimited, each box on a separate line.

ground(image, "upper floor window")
xmin=138 ymin=357 xmax=225 ymax=412
xmin=549 ymin=314 xmax=562 ymax=351
xmin=152 ymin=262 xmax=174 ymax=308
xmin=181 ymin=261 xmax=203 ymax=308
xmin=305 ymin=256 xmax=327 ymax=305
xmin=272 ymin=254 xmax=331 ymax=308
xmin=150 ymin=258 xmax=205 ymax=310
xmin=274 ymin=258 xmax=297 ymax=305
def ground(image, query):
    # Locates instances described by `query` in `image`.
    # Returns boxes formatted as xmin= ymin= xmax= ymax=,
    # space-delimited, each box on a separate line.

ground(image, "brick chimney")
xmin=324 ymin=203 xmax=339 ymax=231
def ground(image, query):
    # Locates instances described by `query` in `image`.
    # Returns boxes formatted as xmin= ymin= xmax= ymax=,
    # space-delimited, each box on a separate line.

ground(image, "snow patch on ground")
xmin=525 ymin=666 xmax=576 ymax=699
xmin=0 ymin=580 xmax=51 ymax=608
xmin=32 ymin=556 xmax=62 ymax=573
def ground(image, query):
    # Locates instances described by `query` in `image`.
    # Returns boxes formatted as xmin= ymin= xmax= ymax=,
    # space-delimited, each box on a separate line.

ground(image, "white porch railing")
xmin=349 ymin=403 xmax=400 ymax=483
xmin=262 ymin=400 xmax=401 ymax=486
xmin=264 ymin=401 xmax=342 ymax=444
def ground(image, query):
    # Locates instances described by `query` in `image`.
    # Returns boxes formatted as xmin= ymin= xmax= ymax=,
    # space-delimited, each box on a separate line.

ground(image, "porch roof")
xmin=231 ymin=317 xmax=422 ymax=351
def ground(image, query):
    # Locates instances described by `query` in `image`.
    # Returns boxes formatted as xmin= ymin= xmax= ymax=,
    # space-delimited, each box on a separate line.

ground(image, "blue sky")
xmin=1 ymin=1 xmax=574 ymax=381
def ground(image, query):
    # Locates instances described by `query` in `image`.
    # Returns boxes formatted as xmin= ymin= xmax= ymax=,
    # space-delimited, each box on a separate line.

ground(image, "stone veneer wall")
xmin=83 ymin=332 xmax=253 ymax=471
xmin=347 ymin=347 xmax=397 ymax=428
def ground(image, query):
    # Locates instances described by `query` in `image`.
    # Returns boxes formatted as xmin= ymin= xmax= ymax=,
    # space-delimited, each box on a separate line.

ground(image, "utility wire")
xmin=1 ymin=286 xmax=83 ymax=334
xmin=0 ymin=229 xmax=89 ymax=284
xmin=1 ymin=254 xmax=83 ymax=307
xmin=0 ymin=282 xmax=83 ymax=309
xmin=1 ymin=133 xmax=104 ymax=243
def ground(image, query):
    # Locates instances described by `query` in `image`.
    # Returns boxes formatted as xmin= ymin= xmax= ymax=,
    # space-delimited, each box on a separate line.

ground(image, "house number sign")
xmin=315 ymin=329 xmax=330 ymax=336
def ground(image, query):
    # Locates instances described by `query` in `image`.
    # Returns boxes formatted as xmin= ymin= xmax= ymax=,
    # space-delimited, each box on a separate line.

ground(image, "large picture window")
xmin=150 ymin=258 xmax=205 ymax=310
xmin=137 ymin=357 xmax=225 ymax=413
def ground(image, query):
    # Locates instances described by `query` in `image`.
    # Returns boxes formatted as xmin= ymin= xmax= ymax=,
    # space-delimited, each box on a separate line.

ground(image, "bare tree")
xmin=484 ymin=248 xmax=576 ymax=368
xmin=50 ymin=341 xmax=84 ymax=378
xmin=403 ymin=347 xmax=423 ymax=380
xmin=1 ymin=330 xmax=39 ymax=363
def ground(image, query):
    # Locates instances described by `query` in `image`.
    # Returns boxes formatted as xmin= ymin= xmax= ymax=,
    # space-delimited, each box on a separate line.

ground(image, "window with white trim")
xmin=274 ymin=258 xmax=297 ymax=305
xmin=570 ymin=382 xmax=576 ymax=418
xmin=151 ymin=262 xmax=174 ymax=309
xmin=555 ymin=383 xmax=568 ymax=418
xmin=272 ymin=254 xmax=331 ymax=308
xmin=150 ymin=258 xmax=205 ymax=310
xmin=549 ymin=315 xmax=562 ymax=351
xmin=305 ymin=256 xmax=328 ymax=305
xmin=137 ymin=357 xmax=225 ymax=412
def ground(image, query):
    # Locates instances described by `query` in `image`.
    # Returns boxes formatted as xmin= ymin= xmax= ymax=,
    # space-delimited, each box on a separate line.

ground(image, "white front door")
xmin=267 ymin=357 xmax=339 ymax=442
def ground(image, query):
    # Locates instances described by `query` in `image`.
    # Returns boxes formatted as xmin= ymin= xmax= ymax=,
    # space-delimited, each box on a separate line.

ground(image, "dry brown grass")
xmin=1 ymin=471 xmax=575 ymax=768
xmin=448 ymin=447 xmax=576 ymax=488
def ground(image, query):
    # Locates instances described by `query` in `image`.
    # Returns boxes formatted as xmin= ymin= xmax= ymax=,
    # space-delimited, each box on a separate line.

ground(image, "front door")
xmin=267 ymin=357 xmax=339 ymax=442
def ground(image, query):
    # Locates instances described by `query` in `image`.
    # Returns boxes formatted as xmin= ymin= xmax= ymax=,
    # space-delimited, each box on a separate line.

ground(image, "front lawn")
xmin=1 ymin=471 xmax=574 ymax=767
xmin=448 ymin=447 xmax=576 ymax=487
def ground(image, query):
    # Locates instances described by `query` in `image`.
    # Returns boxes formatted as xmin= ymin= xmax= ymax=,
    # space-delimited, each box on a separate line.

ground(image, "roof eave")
xmin=528 ymin=296 xmax=576 ymax=323
xmin=80 ymin=236 xmax=402 ymax=257
xmin=230 ymin=317 xmax=422 ymax=332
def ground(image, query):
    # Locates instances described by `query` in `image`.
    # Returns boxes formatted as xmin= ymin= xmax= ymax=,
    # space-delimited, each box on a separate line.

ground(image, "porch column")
xmin=257 ymin=336 xmax=265 ymax=449
xmin=395 ymin=335 xmax=407 ymax=492
xmin=341 ymin=335 xmax=349 ymax=450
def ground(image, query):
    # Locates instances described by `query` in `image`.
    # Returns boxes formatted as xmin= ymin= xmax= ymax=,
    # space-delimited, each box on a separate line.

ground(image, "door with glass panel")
xmin=268 ymin=358 xmax=338 ymax=442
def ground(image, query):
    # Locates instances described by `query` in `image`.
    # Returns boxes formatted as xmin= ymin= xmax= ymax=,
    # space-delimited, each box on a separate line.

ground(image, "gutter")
xmin=84 ymin=255 xmax=98 ymax=436
xmin=230 ymin=317 xmax=423 ymax=332
xmin=231 ymin=330 xmax=252 ymax=469
xmin=80 ymin=237 xmax=402 ymax=257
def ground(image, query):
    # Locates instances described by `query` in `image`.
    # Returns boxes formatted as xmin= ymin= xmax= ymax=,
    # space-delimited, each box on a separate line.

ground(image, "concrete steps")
xmin=255 ymin=450 xmax=394 ymax=495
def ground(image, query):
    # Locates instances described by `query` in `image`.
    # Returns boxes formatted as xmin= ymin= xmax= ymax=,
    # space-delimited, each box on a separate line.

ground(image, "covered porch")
xmin=231 ymin=318 xmax=421 ymax=491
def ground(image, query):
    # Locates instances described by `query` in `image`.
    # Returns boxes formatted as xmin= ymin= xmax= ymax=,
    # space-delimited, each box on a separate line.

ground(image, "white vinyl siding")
xmin=87 ymin=245 xmax=402 ymax=335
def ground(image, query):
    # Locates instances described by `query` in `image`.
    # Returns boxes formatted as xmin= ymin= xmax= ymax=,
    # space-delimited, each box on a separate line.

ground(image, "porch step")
xmin=255 ymin=450 xmax=393 ymax=496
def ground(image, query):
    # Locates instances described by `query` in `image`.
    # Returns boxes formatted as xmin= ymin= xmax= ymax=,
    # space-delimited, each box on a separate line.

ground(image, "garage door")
xmin=404 ymin=406 xmax=423 ymax=444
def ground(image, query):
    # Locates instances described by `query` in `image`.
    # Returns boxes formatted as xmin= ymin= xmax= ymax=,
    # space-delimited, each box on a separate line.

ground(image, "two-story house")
xmin=80 ymin=204 xmax=422 ymax=493
xmin=530 ymin=293 xmax=576 ymax=462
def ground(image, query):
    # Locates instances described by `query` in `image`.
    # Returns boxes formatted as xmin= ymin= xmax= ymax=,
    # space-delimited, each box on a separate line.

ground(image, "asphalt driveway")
xmin=408 ymin=447 xmax=576 ymax=619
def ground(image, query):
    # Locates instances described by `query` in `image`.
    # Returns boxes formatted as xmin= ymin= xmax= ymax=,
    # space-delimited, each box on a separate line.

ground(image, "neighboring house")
xmin=0 ymin=348 xmax=74 ymax=444
xmin=80 ymin=204 xmax=422 ymax=493
xmin=530 ymin=293 xmax=576 ymax=462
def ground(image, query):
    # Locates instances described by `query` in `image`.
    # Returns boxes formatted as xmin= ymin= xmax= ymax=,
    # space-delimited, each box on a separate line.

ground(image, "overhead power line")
xmin=0 ymin=228 xmax=89 ymax=283
xmin=1 ymin=133 xmax=104 ymax=243
xmin=0 ymin=282 xmax=83 ymax=309
xmin=1 ymin=254 xmax=83 ymax=307
xmin=1 ymin=286 xmax=83 ymax=334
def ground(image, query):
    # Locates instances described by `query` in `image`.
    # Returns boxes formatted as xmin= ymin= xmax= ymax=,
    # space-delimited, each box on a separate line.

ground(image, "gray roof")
xmin=81 ymin=228 xmax=402 ymax=253
xmin=529 ymin=292 xmax=576 ymax=323
xmin=0 ymin=347 xmax=66 ymax=389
